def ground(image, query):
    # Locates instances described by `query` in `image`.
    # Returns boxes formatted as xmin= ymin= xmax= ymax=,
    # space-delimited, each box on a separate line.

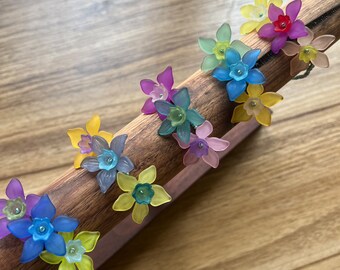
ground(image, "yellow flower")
xmin=240 ymin=0 xmax=283 ymax=35
xmin=40 ymin=231 xmax=100 ymax=270
xmin=67 ymin=115 xmax=114 ymax=169
xmin=231 ymin=84 xmax=283 ymax=126
xmin=113 ymin=165 xmax=172 ymax=224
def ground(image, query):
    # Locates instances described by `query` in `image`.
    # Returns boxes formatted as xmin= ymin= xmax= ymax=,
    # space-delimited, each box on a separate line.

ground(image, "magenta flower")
xmin=140 ymin=66 xmax=177 ymax=119
xmin=258 ymin=0 xmax=308 ymax=54
xmin=173 ymin=121 xmax=230 ymax=168
xmin=0 ymin=179 xmax=40 ymax=239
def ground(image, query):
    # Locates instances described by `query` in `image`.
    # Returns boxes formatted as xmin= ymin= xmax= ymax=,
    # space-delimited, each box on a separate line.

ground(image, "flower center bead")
xmin=168 ymin=106 xmax=187 ymax=127
xmin=299 ymin=45 xmax=318 ymax=63
xmin=189 ymin=139 xmax=209 ymax=158
xmin=243 ymin=97 xmax=264 ymax=116
xmin=132 ymin=183 xmax=155 ymax=205
xmin=229 ymin=62 xmax=249 ymax=81
xmin=98 ymin=149 xmax=119 ymax=171
xmin=3 ymin=198 xmax=26 ymax=221
xmin=150 ymin=84 xmax=169 ymax=102
xmin=273 ymin=15 xmax=292 ymax=33
xmin=78 ymin=135 xmax=92 ymax=154
xmin=213 ymin=41 xmax=230 ymax=60
xmin=65 ymin=240 xmax=86 ymax=263
xmin=28 ymin=217 xmax=54 ymax=241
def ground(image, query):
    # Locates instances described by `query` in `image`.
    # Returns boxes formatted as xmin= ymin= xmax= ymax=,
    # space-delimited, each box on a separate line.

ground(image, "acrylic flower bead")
xmin=67 ymin=115 xmax=114 ymax=169
xmin=7 ymin=195 xmax=79 ymax=263
xmin=173 ymin=121 xmax=230 ymax=168
xmin=0 ymin=179 xmax=40 ymax=240
xmin=112 ymin=165 xmax=171 ymax=224
xmin=40 ymin=231 xmax=100 ymax=270
xmin=240 ymin=0 xmax=283 ymax=34
xmin=155 ymin=88 xmax=205 ymax=144
xmin=258 ymin=0 xmax=308 ymax=54
xmin=231 ymin=84 xmax=283 ymax=126
xmin=198 ymin=23 xmax=250 ymax=71
xmin=140 ymin=66 xmax=177 ymax=118
xmin=81 ymin=135 xmax=134 ymax=193
xmin=281 ymin=27 xmax=335 ymax=75
xmin=213 ymin=48 xmax=265 ymax=101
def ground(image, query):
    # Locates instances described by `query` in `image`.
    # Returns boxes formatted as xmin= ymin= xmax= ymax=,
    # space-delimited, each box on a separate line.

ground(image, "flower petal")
xmin=288 ymin=20 xmax=308 ymax=40
xmin=201 ymin=55 xmax=220 ymax=72
xmin=268 ymin=3 xmax=283 ymax=21
xmin=183 ymin=151 xmax=200 ymax=166
xmin=269 ymin=0 xmax=283 ymax=7
xmin=25 ymin=194 xmax=40 ymax=216
xmin=216 ymin=23 xmax=231 ymax=42
xmin=173 ymin=88 xmax=190 ymax=110
xmin=6 ymin=178 xmax=25 ymax=200
xmin=172 ymin=133 xmax=193 ymax=149
xmin=7 ymin=218 xmax=32 ymax=239
xmin=231 ymin=105 xmax=252 ymax=123
xmin=212 ymin=66 xmax=231 ymax=81
xmin=60 ymin=232 xmax=74 ymax=243
xmin=157 ymin=66 xmax=174 ymax=91
xmin=240 ymin=5 xmax=256 ymax=19
xmin=32 ymin=195 xmax=56 ymax=220
xmin=116 ymin=156 xmax=134 ymax=174
xmin=139 ymin=165 xmax=157 ymax=184
xmin=117 ymin=173 xmax=137 ymax=192
xmin=40 ymin=251 xmax=63 ymax=264
xmin=297 ymin=27 xmax=314 ymax=46
xmin=132 ymin=204 xmax=149 ymax=224
xmin=141 ymin=98 xmax=157 ymax=114
xmin=247 ymin=84 xmax=264 ymax=97
xmin=0 ymin=200 xmax=6 ymax=218
xmin=150 ymin=185 xmax=172 ymax=207
xmin=206 ymin=138 xmax=230 ymax=152
xmin=227 ymin=80 xmax=247 ymax=101
xmin=60 ymin=259 xmax=76 ymax=270
xmin=45 ymin=232 xmax=66 ymax=256
xmin=196 ymin=121 xmax=213 ymax=139
xmin=86 ymin=115 xmax=101 ymax=136
xmin=158 ymin=119 xmax=176 ymax=136
xmin=74 ymin=231 xmax=100 ymax=253
xmin=290 ymin=55 xmax=309 ymax=76
xmin=286 ymin=0 xmax=302 ymax=21
xmin=258 ymin=23 xmax=276 ymax=39
xmin=112 ymin=193 xmax=135 ymax=211
xmin=97 ymin=131 xmax=114 ymax=144
xmin=0 ymin=218 xmax=10 ymax=239
xmin=311 ymin=35 xmax=335 ymax=50
xmin=247 ymin=69 xmax=266 ymax=84
xmin=76 ymin=255 xmax=93 ymax=270
xmin=91 ymin=136 xmax=109 ymax=155
xmin=20 ymin=238 xmax=44 ymax=263
xmin=202 ymin=148 xmax=220 ymax=168
xmin=230 ymin=40 xmax=251 ymax=57
xmin=311 ymin=52 xmax=329 ymax=68
xmin=96 ymin=170 xmax=117 ymax=193
xmin=81 ymin=157 xmax=100 ymax=172
xmin=67 ymin=128 xmax=87 ymax=149
xmin=74 ymin=153 xmax=92 ymax=169
xmin=271 ymin=34 xmax=288 ymax=54
xmin=198 ymin=38 xmax=216 ymax=54
xmin=140 ymin=79 xmax=156 ymax=95
xmin=226 ymin=48 xmax=241 ymax=66
xmin=235 ymin=92 xmax=249 ymax=103
xmin=255 ymin=107 xmax=272 ymax=126
xmin=242 ymin=49 xmax=261 ymax=69
xmin=154 ymin=100 xmax=174 ymax=116
xmin=256 ymin=18 xmax=270 ymax=31
xmin=282 ymin=41 xmax=300 ymax=56
xmin=110 ymin=134 xmax=127 ymax=156
xmin=176 ymin=120 xmax=191 ymax=144
xmin=260 ymin=92 xmax=283 ymax=107
xmin=52 ymin=216 xmax=79 ymax=233
xmin=186 ymin=109 xmax=205 ymax=127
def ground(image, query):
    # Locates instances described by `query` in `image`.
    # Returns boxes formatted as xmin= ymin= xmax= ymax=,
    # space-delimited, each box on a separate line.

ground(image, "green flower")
xmin=198 ymin=23 xmax=250 ymax=72
xmin=40 ymin=231 xmax=100 ymax=270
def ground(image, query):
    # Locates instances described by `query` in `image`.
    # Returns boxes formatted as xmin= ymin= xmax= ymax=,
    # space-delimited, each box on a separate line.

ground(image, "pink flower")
xmin=258 ymin=0 xmax=308 ymax=54
xmin=140 ymin=66 xmax=177 ymax=119
xmin=173 ymin=121 xmax=230 ymax=168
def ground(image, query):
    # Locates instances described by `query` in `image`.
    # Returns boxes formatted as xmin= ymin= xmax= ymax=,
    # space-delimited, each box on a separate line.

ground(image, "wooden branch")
xmin=0 ymin=1 xmax=339 ymax=269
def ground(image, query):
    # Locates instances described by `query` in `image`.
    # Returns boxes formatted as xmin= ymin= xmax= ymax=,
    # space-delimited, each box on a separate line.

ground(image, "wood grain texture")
xmin=0 ymin=0 xmax=339 ymax=269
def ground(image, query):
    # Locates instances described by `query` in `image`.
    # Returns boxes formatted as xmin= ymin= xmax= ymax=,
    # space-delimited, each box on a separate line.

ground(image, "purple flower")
xmin=140 ymin=66 xmax=177 ymax=119
xmin=7 ymin=195 xmax=79 ymax=263
xmin=258 ymin=0 xmax=308 ymax=54
xmin=173 ymin=121 xmax=230 ymax=168
xmin=0 ymin=179 xmax=40 ymax=240
xmin=78 ymin=135 xmax=92 ymax=154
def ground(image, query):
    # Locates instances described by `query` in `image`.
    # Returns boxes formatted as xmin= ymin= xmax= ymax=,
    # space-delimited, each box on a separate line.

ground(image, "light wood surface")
xmin=0 ymin=0 xmax=339 ymax=269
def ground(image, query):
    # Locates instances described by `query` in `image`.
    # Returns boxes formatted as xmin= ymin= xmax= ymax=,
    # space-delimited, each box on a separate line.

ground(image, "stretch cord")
xmin=293 ymin=64 xmax=315 ymax=80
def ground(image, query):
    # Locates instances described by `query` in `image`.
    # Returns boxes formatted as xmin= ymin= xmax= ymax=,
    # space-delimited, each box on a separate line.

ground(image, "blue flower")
xmin=154 ymin=88 xmax=205 ymax=144
xmin=212 ymin=48 xmax=266 ymax=101
xmin=81 ymin=135 xmax=135 ymax=193
xmin=7 ymin=195 xmax=79 ymax=263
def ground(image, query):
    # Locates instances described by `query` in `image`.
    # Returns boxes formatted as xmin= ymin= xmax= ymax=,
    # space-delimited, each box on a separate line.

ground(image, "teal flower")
xmin=198 ymin=23 xmax=251 ymax=71
xmin=155 ymin=88 xmax=205 ymax=144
